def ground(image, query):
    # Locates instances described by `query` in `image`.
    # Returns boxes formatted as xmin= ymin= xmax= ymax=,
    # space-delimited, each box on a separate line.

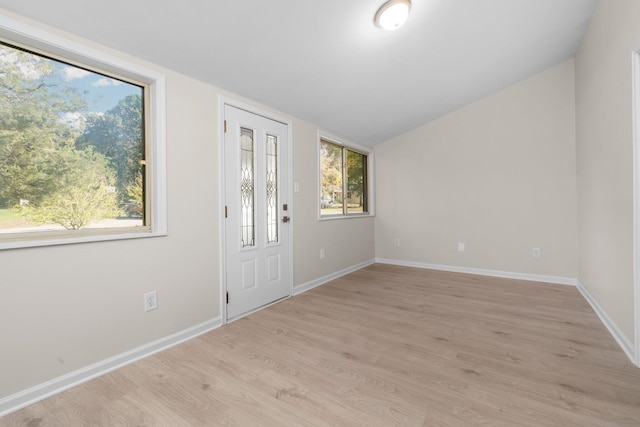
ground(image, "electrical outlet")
xmin=394 ymin=238 xmax=400 ymax=247
xmin=144 ymin=291 xmax=158 ymax=312
xmin=458 ymin=242 xmax=465 ymax=252
xmin=532 ymin=248 xmax=541 ymax=258
xmin=320 ymin=249 xmax=325 ymax=259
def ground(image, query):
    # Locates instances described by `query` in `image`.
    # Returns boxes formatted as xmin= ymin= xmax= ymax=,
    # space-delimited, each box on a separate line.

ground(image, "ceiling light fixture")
xmin=374 ymin=0 xmax=411 ymax=31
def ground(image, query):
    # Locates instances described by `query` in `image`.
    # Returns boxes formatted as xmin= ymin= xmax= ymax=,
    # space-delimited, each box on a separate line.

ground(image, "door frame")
xmin=632 ymin=49 xmax=640 ymax=367
xmin=219 ymin=96 xmax=294 ymax=324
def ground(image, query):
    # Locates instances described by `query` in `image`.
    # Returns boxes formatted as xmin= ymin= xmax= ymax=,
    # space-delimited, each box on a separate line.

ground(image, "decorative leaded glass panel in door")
xmin=266 ymin=134 xmax=278 ymax=244
xmin=240 ymin=127 xmax=255 ymax=247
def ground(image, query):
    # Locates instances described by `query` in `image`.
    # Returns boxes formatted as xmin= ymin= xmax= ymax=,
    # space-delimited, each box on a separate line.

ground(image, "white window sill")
xmin=318 ymin=213 xmax=375 ymax=221
xmin=0 ymin=229 xmax=167 ymax=250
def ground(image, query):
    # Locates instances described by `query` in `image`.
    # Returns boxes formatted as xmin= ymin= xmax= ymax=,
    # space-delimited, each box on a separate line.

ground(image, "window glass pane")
xmin=266 ymin=134 xmax=278 ymax=244
xmin=240 ymin=127 xmax=255 ymax=247
xmin=320 ymin=140 xmax=343 ymax=216
xmin=0 ymin=42 xmax=145 ymax=234
xmin=346 ymin=149 xmax=367 ymax=214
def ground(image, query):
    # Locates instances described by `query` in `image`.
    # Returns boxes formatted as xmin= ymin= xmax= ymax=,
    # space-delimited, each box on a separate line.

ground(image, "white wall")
xmin=0 ymin=10 xmax=374 ymax=401
xmin=375 ymin=59 xmax=578 ymax=279
xmin=575 ymin=0 xmax=640 ymax=348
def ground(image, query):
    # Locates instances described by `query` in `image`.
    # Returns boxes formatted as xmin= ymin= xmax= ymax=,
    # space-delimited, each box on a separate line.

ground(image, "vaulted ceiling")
xmin=0 ymin=0 xmax=596 ymax=146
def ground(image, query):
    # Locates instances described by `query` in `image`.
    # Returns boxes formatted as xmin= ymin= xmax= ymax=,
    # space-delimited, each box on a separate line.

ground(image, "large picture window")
xmin=0 ymin=18 xmax=166 ymax=249
xmin=320 ymin=137 xmax=371 ymax=217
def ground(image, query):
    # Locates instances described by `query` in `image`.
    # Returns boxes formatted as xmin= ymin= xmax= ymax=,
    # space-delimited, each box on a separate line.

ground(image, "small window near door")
xmin=319 ymin=136 xmax=371 ymax=218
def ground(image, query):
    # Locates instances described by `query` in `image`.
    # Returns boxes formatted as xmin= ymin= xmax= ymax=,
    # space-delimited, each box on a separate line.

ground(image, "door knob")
xmin=282 ymin=216 xmax=290 ymax=223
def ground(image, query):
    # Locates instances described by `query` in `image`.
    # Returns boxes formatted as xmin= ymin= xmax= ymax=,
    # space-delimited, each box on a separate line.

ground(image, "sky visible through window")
xmin=51 ymin=61 xmax=141 ymax=118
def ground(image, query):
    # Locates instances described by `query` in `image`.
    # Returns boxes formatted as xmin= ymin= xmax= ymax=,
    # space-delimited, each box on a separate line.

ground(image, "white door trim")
xmin=631 ymin=49 xmax=640 ymax=367
xmin=218 ymin=96 xmax=294 ymax=324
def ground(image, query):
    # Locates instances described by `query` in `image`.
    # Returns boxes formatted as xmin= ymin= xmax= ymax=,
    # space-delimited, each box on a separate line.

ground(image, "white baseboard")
xmin=576 ymin=281 xmax=636 ymax=363
xmin=293 ymin=259 xmax=375 ymax=296
xmin=0 ymin=316 xmax=222 ymax=418
xmin=375 ymin=258 xmax=577 ymax=286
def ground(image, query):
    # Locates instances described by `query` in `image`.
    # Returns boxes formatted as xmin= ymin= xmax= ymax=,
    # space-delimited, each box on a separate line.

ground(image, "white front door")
xmin=224 ymin=105 xmax=291 ymax=320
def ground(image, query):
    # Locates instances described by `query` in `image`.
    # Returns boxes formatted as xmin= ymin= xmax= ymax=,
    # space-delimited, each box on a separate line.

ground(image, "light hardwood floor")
xmin=2 ymin=264 xmax=640 ymax=426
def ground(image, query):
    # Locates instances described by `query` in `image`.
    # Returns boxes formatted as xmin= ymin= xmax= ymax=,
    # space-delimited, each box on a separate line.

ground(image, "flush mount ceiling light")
xmin=374 ymin=0 xmax=412 ymax=31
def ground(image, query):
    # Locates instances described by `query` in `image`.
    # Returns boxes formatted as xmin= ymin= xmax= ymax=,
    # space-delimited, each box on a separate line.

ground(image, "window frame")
xmin=318 ymin=131 xmax=375 ymax=220
xmin=0 ymin=15 xmax=167 ymax=250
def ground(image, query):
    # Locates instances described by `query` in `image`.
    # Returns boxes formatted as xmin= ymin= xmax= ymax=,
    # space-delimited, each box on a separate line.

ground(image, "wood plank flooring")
xmin=2 ymin=264 xmax=640 ymax=426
